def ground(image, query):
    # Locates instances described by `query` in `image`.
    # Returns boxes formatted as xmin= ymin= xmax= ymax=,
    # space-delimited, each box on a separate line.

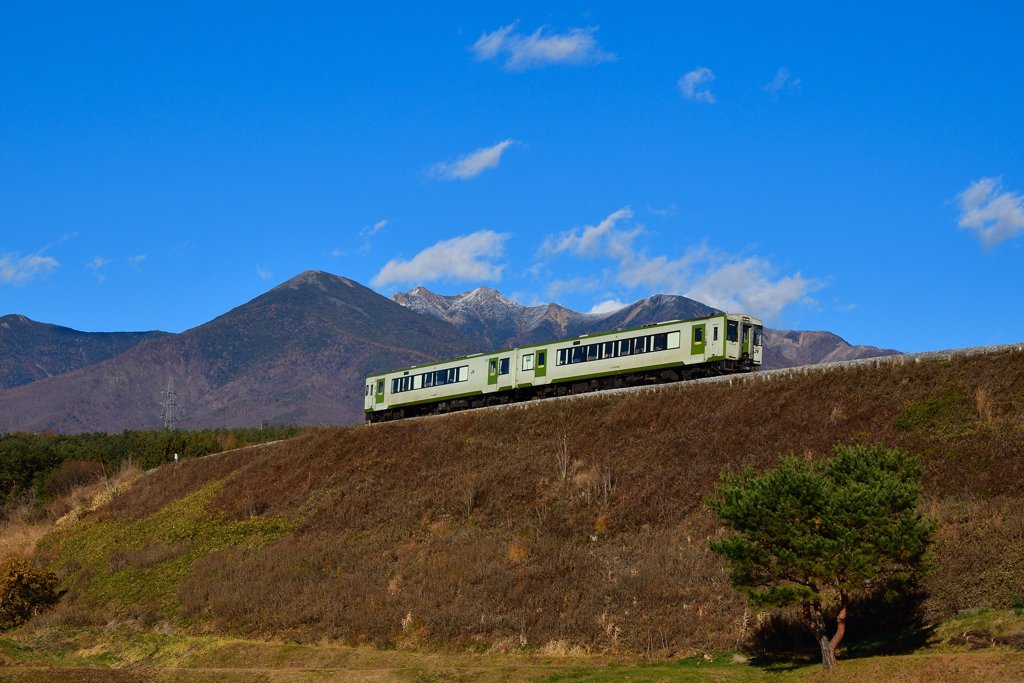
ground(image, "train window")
xmin=489 ymin=360 xmax=497 ymax=375
xmin=727 ymin=320 xmax=738 ymax=342
xmin=619 ymin=338 xmax=632 ymax=356
xmin=522 ymin=354 xmax=534 ymax=371
xmin=603 ymin=341 xmax=615 ymax=357
xmin=377 ymin=379 xmax=384 ymax=396
xmin=435 ymin=370 xmax=447 ymax=386
xmin=571 ymin=346 xmax=585 ymax=363
xmin=693 ymin=328 xmax=703 ymax=344
xmin=448 ymin=368 xmax=457 ymax=383
xmin=713 ymin=326 xmax=719 ymax=342
xmin=365 ymin=385 xmax=369 ymax=397
xmin=537 ymin=351 xmax=546 ymax=367
xmin=653 ymin=333 xmax=667 ymax=351
xmin=587 ymin=344 xmax=599 ymax=361
xmin=753 ymin=325 xmax=763 ymax=346
xmin=557 ymin=349 xmax=567 ymax=366
xmin=392 ymin=378 xmax=400 ymax=394
xmin=667 ymin=331 xmax=680 ymax=349
xmin=423 ymin=372 xmax=434 ymax=388
xmin=743 ymin=327 xmax=749 ymax=344
xmin=634 ymin=336 xmax=647 ymax=354
xmin=499 ymin=358 xmax=510 ymax=375
xmin=413 ymin=375 xmax=422 ymax=390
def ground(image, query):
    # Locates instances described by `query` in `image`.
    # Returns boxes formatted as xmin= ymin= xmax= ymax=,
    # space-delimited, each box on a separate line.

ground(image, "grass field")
xmin=0 ymin=609 xmax=1021 ymax=682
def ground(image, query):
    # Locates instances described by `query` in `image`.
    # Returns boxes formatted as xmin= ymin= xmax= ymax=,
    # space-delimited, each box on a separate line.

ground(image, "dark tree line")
xmin=0 ymin=425 xmax=304 ymax=503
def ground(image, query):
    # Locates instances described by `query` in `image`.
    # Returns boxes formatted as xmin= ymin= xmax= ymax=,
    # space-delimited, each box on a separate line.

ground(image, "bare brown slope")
xmin=44 ymin=347 xmax=1024 ymax=652
xmin=0 ymin=314 xmax=168 ymax=389
xmin=0 ymin=272 xmax=481 ymax=433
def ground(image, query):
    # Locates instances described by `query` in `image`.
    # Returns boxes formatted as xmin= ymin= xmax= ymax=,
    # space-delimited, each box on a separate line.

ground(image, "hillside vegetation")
xmin=21 ymin=348 xmax=1024 ymax=657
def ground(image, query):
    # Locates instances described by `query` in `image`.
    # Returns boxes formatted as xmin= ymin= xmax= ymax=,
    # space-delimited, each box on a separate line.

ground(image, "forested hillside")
xmin=24 ymin=347 xmax=1024 ymax=654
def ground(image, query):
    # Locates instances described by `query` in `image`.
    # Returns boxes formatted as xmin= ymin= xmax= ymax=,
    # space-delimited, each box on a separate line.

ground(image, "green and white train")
xmin=364 ymin=313 xmax=763 ymax=423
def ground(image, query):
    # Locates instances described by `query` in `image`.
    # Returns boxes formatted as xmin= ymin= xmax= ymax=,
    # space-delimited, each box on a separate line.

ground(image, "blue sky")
xmin=1 ymin=2 xmax=1022 ymax=353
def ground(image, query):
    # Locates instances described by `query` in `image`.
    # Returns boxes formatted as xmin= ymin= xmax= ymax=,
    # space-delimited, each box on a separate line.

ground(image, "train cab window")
xmin=522 ymin=354 xmax=534 ymax=371
xmin=653 ymin=333 xmax=667 ymax=351
xmin=753 ymin=325 xmax=763 ymax=346
xmin=713 ymin=326 xmax=719 ymax=342
xmin=727 ymin=320 xmax=738 ymax=342
xmin=537 ymin=351 xmax=546 ymax=367
xmin=365 ymin=385 xmax=370 ymax=397
xmin=693 ymin=328 xmax=703 ymax=345
xmin=498 ymin=358 xmax=510 ymax=375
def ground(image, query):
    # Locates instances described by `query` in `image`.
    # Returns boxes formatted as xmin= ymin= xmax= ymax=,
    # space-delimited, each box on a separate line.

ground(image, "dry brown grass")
xmin=31 ymin=348 xmax=1024 ymax=654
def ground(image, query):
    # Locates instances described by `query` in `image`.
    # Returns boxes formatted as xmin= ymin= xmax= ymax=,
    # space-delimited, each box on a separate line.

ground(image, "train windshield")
xmin=753 ymin=325 xmax=763 ymax=346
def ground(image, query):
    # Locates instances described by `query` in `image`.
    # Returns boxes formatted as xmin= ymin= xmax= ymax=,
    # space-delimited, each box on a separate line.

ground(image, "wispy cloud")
xmin=331 ymin=248 xmax=348 ymax=258
xmin=956 ymin=176 xmax=1024 ymax=247
xmin=0 ymin=250 xmax=60 ymax=285
xmin=763 ymin=67 xmax=800 ymax=94
xmin=647 ymin=203 xmax=676 ymax=216
xmin=429 ymin=140 xmax=517 ymax=180
xmin=678 ymin=67 xmax=716 ymax=103
xmin=360 ymin=219 xmax=388 ymax=236
xmin=471 ymin=21 xmax=614 ymax=71
xmin=86 ymin=256 xmax=111 ymax=282
xmin=371 ymin=230 xmax=510 ymax=289
xmin=536 ymin=208 xmax=822 ymax=322
xmin=128 ymin=255 xmax=146 ymax=271
xmin=256 ymin=265 xmax=273 ymax=280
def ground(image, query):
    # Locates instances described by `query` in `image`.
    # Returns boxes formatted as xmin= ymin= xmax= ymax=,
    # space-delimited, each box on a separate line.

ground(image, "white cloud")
xmin=471 ymin=22 xmax=614 ymax=71
xmin=536 ymin=208 xmax=822 ymax=323
xmin=541 ymin=207 xmax=638 ymax=258
xmin=590 ymin=299 xmax=628 ymax=314
xmin=647 ymin=203 xmax=676 ymax=216
xmin=763 ymin=67 xmax=800 ymax=94
xmin=956 ymin=176 xmax=1024 ymax=247
xmin=128 ymin=255 xmax=146 ymax=271
xmin=371 ymin=230 xmax=510 ymax=289
xmin=86 ymin=256 xmax=111 ymax=282
xmin=678 ymin=67 xmax=716 ymax=103
xmin=360 ymin=219 xmax=388 ymax=236
xmin=331 ymin=248 xmax=348 ymax=257
xmin=0 ymin=250 xmax=60 ymax=284
xmin=429 ymin=140 xmax=517 ymax=181
xmin=684 ymin=257 xmax=822 ymax=321
xmin=256 ymin=265 xmax=273 ymax=280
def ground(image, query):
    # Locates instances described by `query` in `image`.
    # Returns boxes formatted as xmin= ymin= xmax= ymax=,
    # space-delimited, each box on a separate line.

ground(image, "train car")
xmin=364 ymin=313 xmax=763 ymax=422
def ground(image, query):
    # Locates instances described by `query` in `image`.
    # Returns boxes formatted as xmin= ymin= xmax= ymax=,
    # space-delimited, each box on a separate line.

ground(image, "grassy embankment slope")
xmin=4 ymin=348 xmax=1024 ymax=680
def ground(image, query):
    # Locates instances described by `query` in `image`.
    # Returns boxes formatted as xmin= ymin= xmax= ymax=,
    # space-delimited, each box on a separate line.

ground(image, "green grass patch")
xmin=39 ymin=478 xmax=293 ymax=619
xmin=895 ymin=385 xmax=977 ymax=437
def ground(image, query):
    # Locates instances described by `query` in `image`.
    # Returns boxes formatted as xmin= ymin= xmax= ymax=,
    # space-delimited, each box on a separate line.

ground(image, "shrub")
xmin=0 ymin=554 xmax=59 ymax=630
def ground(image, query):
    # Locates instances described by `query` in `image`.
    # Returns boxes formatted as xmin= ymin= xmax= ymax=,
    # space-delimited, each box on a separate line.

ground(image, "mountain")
xmin=389 ymin=286 xmax=898 ymax=370
xmin=389 ymin=287 xmax=719 ymax=350
xmin=0 ymin=272 xmax=480 ymax=433
xmin=0 ymin=314 xmax=168 ymax=390
xmin=760 ymin=328 xmax=903 ymax=369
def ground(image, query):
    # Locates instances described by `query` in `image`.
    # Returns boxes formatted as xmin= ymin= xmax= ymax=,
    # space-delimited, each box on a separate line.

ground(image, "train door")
xmin=487 ymin=357 xmax=499 ymax=388
xmin=535 ymin=349 xmax=547 ymax=379
xmin=375 ymin=378 xmax=385 ymax=405
xmin=742 ymin=322 xmax=752 ymax=358
xmin=690 ymin=324 xmax=706 ymax=362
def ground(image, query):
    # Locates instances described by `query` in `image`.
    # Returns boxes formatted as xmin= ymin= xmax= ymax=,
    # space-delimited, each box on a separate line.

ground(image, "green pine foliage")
xmin=707 ymin=443 xmax=936 ymax=670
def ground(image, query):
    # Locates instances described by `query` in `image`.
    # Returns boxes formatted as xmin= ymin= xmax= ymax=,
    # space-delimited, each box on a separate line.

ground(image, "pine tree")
xmin=707 ymin=443 xmax=935 ymax=671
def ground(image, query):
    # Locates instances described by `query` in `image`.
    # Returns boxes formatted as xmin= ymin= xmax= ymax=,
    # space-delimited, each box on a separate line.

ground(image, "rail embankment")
xmin=27 ymin=345 xmax=1024 ymax=655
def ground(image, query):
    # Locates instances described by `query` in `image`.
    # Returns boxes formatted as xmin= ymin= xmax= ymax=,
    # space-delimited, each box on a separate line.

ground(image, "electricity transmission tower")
xmin=161 ymin=378 xmax=178 ymax=430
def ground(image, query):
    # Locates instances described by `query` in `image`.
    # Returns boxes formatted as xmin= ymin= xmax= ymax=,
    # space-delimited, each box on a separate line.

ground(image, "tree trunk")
xmin=828 ymin=589 xmax=850 ymax=665
xmin=801 ymin=599 xmax=837 ymax=672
